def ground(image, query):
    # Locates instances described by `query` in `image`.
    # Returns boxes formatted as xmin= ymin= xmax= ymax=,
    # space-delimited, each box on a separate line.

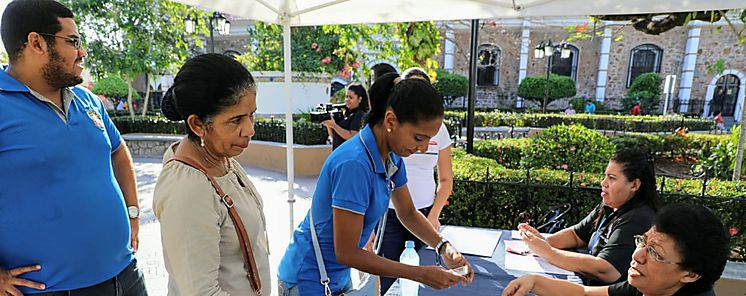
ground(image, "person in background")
xmin=277 ymin=73 xmax=473 ymax=295
xmin=518 ymin=149 xmax=661 ymax=286
xmin=713 ymin=111 xmax=725 ymax=131
xmin=503 ymin=204 xmax=730 ymax=296
xmin=153 ymin=54 xmax=271 ymax=296
xmin=585 ymin=99 xmax=597 ymax=114
xmin=370 ymin=62 xmax=397 ymax=83
xmin=565 ymin=105 xmax=577 ymax=115
xmin=323 ymin=84 xmax=369 ymax=150
xmin=377 ymin=67 xmax=455 ymax=294
xmin=630 ymin=103 xmax=641 ymax=116
xmin=0 ymin=1 xmax=146 ymax=295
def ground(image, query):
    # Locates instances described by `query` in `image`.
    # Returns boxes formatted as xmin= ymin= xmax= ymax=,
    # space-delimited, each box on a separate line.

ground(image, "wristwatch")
xmin=435 ymin=239 xmax=450 ymax=267
xmin=127 ymin=206 xmax=140 ymax=219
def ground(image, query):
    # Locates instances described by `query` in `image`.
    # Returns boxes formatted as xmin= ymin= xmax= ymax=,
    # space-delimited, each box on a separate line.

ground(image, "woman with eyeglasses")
xmin=517 ymin=149 xmax=662 ymax=285
xmin=503 ymin=204 xmax=730 ymax=296
xmin=277 ymin=73 xmax=473 ymax=295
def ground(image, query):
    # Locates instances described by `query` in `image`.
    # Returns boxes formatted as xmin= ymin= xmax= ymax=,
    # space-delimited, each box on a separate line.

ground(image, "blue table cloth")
xmin=385 ymin=229 xmax=581 ymax=295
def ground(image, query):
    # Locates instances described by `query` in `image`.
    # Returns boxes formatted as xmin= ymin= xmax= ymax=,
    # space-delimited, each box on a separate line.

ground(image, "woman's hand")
xmin=517 ymin=223 xmax=545 ymax=240
xmin=521 ymin=230 xmax=553 ymax=258
xmin=426 ymin=212 xmax=441 ymax=231
xmin=441 ymin=243 xmax=475 ymax=284
xmin=414 ymin=266 xmax=467 ymax=289
xmin=501 ymin=274 xmax=537 ymax=296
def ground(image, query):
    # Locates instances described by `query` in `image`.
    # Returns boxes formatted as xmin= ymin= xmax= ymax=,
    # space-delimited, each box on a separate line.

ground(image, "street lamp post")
xmin=534 ymin=41 xmax=571 ymax=112
xmin=183 ymin=12 xmax=231 ymax=54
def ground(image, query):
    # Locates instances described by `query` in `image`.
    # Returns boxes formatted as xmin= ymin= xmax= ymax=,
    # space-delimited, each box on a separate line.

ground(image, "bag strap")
xmin=167 ymin=155 xmax=262 ymax=295
xmin=310 ymin=206 xmax=387 ymax=296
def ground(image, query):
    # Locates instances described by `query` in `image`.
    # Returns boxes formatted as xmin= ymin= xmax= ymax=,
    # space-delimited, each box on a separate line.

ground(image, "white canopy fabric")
xmin=173 ymin=0 xmax=743 ymax=26
xmin=170 ymin=0 xmax=746 ymax=235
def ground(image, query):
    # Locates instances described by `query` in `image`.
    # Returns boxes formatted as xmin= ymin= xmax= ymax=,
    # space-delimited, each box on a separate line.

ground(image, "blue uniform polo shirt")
xmin=0 ymin=69 xmax=133 ymax=294
xmin=278 ymin=124 xmax=407 ymax=294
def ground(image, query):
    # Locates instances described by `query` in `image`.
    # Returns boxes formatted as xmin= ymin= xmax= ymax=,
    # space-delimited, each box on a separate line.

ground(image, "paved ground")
xmin=133 ymin=157 xmax=317 ymax=296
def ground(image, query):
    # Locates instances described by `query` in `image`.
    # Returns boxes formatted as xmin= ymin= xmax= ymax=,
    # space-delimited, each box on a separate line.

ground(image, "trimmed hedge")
xmin=610 ymin=133 xmax=726 ymax=161
xmin=444 ymin=149 xmax=746 ymax=259
xmin=445 ymin=111 xmax=715 ymax=132
xmin=111 ymin=116 xmax=329 ymax=145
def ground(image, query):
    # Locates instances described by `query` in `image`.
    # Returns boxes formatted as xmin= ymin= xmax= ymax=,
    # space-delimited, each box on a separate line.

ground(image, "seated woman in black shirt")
xmin=518 ymin=149 xmax=661 ymax=285
xmin=502 ymin=204 xmax=730 ymax=296
xmin=322 ymin=84 xmax=369 ymax=150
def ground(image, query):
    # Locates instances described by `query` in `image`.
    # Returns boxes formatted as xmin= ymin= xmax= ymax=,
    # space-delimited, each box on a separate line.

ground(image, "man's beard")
xmin=42 ymin=45 xmax=83 ymax=89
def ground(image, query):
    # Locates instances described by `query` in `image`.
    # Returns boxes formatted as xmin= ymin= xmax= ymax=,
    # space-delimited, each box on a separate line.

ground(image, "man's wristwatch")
xmin=435 ymin=239 xmax=450 ymax=267
xmin=127 ymin=206 xmax=140 ymax=219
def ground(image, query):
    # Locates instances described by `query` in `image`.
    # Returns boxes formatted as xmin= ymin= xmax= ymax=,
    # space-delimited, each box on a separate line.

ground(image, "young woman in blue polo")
xmin=278 ymin=74 xmax=474 ymax=295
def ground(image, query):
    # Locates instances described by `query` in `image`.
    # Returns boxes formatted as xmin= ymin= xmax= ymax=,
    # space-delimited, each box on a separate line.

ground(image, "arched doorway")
xmin=710 ymin=74 xmax=740 ymax=116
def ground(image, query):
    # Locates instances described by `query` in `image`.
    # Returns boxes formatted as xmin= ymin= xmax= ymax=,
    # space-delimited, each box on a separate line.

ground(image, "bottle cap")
xmin=405 ymin=240 xmax=415 ymax=248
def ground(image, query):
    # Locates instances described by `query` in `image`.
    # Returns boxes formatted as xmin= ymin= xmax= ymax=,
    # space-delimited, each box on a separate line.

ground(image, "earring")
xmin=200 ymin=138 xmax=205 ymax=147
xmin=387 ymin=128 xmax=391 ymax=133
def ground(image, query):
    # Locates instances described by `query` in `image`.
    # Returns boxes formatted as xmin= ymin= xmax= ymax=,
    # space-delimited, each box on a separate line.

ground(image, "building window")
xmin=477 ymin=44 xmax=500 ymax=86
xmin=627 ymin=44 xmax=662 ymax=87
xmin=550 ymin=44 xmax=579 ymax=80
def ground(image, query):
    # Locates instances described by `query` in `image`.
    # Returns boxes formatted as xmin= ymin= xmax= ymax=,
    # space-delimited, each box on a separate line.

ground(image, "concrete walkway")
xmin=133 ymin=157 xmax=317 ymax=296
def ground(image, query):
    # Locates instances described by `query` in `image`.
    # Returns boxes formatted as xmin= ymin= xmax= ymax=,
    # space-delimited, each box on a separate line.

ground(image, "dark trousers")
xmin=377 ymin=206 xmax=432 ymax=295
xmin=32 ymin=259 xmax=148 ymax=296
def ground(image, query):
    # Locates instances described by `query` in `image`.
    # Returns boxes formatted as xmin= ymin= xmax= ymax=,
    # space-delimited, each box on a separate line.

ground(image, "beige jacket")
xmin=154 ymin=143 xmax=271 ymax=296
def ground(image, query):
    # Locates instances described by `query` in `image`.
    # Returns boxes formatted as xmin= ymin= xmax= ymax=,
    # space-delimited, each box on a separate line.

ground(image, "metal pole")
xmin=282 ymin=21 xmax=296 ymax=236
xmin=466 ymin=19 xmax=479 ymax=153
xmin=733 ymin=106 xmax=746 ymax=181
xmin=543 ymin=54 xmax=552 ymax=113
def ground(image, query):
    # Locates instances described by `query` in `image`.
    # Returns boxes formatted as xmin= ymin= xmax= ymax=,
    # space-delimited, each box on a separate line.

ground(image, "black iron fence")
xmin=442 ymin=167 xmax=746 ymax=261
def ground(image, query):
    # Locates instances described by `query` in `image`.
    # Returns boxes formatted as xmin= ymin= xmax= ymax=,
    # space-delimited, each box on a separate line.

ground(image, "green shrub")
xmin=445 ymin=150 xmax=746 ymax=259
xmin=443 ymin=111 xmax=715 ymax=132
xmin=517 ymin=75 xmax=577 ymax=109
xmin=434 ymin=70 xmax=468 ymax=107
xmin=624 ymin=73 xmax=662 ymax=113
xmin=610 ymin=133 xmax=724 ymax=161
xmin=473 ymin=138 xmax=531 ymax=169
xmin=526 ymin=124 xmax=614 ymax=173
xmin=111 ymin=116 xmax=329 ymax=145
xmin=93 ymin=76 xmax=129 ymax=98
xmin=693 ymin=126 xmax=745 ymax=179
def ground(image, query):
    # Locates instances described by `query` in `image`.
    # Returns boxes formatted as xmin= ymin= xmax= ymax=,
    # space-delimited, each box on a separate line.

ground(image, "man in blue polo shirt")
xmin=0 ymin=1 xmax=147 ymax=295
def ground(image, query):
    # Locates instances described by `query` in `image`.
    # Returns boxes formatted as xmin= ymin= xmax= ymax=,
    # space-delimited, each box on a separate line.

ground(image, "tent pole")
xmin=283 ymin=21 xmax=296 ymax=236
xmin=466 ymin=19 xmax=479 ymax=153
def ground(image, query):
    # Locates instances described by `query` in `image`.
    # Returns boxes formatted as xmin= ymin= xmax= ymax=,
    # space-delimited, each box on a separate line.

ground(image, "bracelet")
xmin=435 ymin=239 xmax=449 ymax=267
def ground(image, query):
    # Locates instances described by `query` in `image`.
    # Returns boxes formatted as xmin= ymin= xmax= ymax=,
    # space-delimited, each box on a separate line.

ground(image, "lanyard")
xmin=588 ymin=215 xmax=610 ymax=254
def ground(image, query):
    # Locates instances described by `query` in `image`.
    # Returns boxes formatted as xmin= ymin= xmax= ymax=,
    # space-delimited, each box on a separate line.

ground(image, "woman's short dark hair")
xmin=346 ymin=84 xmax=369 ymax=112
xmin=1 ymin=0 xmax=73 ymax=62
xmin=366 ymin=72 xmax=443 ymax=127
xmin=611 ymin=149 xmax=662 ymax=211
xmin=401 ymin=67 xmax=430 ymax=83
xmin=371 ymin=63 xmax=397 ymax=82
xmin=654 ymin=204 xmax=729 ymax=294
xmin=161 ymin=54 xmax=255 ymax=141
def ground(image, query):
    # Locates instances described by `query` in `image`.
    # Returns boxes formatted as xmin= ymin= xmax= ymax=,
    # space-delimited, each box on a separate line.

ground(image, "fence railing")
xmin=443 ymin=167 xmax=746 ymax=261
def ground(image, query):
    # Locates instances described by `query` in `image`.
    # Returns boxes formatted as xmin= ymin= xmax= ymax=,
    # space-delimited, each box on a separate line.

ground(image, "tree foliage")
xmin=517 ymin=74 xmax=577 ymax=109
xmin=624 ymin=72 xmax=662 ymax=113
xmin=434 ymin=69 xmax=468 ymax=106
xmin=239 ymin=22 xmax=441 ymax=81
xmin=91 ymin=75 xmax=129 ymax=98
xmin=62 ymin=0 xmax=193 ymax=118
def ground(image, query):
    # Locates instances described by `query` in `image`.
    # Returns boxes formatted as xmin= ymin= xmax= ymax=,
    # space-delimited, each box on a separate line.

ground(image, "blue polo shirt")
xmin=278 ymin=124 xmax=407 ymax=294
xmin=0 ymin=69 xmax=133 ymax=294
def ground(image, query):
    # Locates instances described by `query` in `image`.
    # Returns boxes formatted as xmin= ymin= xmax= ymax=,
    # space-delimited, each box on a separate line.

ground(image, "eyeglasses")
xmin=37 ymin=33 xmax=83 ymax=49
xmin=633 ymin=235 xmax=680 ymax=265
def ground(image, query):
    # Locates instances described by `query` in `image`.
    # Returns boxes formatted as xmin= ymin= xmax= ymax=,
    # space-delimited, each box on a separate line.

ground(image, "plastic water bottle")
xmin=399 ymin=240 xmax=420 ymax=296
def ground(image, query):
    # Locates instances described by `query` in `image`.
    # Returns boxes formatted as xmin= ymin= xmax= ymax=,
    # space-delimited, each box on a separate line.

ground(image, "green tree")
xmin=239 ymin=22 xmax=441 ymax=81
xmin=624 ymin=72 xmax=662 ymax=113
xmin=517 ymin=74 xmax=577 ymax=110
xmin=62 ymin=0 xmax=193 ymax=119
xmin=434 ymin=69 xmax=468 ymax=107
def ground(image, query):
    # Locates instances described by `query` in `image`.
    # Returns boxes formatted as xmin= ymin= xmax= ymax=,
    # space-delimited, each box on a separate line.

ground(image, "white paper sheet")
xmin=503 ymin=241 xmax=574 ymax=275
xmin=427 ymin=225 xmax=502 ymax=257
xmin=510 ymin=230 xmax=552 ymax=240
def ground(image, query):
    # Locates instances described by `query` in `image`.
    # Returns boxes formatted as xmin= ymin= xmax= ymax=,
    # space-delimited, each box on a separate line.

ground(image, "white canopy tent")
xmin=171 ymin=0 xmax=746 ymax=234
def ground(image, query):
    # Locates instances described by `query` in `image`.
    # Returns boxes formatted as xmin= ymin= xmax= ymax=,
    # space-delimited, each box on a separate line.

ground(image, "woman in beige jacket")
xmin=153 ymin=54 xmax=270 ymax=296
